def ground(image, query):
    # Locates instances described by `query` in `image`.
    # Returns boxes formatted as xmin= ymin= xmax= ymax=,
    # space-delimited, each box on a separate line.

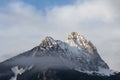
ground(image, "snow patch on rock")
xmin=10 ymin=66 xmax=33 ymax=80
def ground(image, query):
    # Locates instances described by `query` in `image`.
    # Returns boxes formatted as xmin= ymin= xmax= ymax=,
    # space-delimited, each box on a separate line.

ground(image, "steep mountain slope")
xmin=0 ymin=32 xmax=115 ymax=80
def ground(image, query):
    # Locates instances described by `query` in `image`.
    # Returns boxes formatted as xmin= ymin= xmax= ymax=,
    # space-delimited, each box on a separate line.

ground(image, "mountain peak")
xmin=68 ymin=32 xmax=81 ymax=40
xmin=67 ymin=32 xmax=97 ymax=54
xmin=0 ymin=32 xmax=110 ymax=78
xmin=40 ymin=36 xmax=57 ymax=48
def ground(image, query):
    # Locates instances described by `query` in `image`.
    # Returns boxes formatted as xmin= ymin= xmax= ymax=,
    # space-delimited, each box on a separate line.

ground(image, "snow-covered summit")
xmin=40 ymin=36 xmax=57 ymax=48
xmin=66 ymin=32 xmax=97 ymax=54
xmin=39 ymin=32 xmax=97 ymax=54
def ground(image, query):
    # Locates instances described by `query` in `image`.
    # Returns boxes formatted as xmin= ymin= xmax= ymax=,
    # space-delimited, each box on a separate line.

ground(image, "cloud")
xmin=0 ymin=0 xmax=120 ymax=71
xmin=8 ymin=56 xmax=76 ymax=70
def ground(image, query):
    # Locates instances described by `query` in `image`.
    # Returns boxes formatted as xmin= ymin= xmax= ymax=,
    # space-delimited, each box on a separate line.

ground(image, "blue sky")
xmin=23 ymin=0 xmax=75 ymax=9
xmin=0 ymin=0 xmax=77 ymax=11
xmin=0 ymin=0 xmax=120 ymax=71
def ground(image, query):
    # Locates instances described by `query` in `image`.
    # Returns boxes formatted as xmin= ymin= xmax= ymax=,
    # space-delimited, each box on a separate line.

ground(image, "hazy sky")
xmin=0 ymin=0 xmax=120 ymax=71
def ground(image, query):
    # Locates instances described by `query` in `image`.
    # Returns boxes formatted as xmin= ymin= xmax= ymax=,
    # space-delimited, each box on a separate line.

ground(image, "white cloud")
xmin=0 ymin=0 xmax=120 ymax=71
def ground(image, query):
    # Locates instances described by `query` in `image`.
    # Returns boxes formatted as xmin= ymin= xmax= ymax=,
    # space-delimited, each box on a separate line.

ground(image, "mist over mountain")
xmin=0 ymin=32 xmax=119 ymax=80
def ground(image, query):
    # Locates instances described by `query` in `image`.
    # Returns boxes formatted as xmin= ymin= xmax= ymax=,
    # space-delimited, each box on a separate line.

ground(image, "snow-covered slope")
xmin=0 ymin=32 xmax=111 ymax=79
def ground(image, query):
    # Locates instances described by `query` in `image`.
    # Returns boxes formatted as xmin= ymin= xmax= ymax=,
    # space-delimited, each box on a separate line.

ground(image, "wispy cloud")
xmin=0 ymin=0 xmax=120 ymax=71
